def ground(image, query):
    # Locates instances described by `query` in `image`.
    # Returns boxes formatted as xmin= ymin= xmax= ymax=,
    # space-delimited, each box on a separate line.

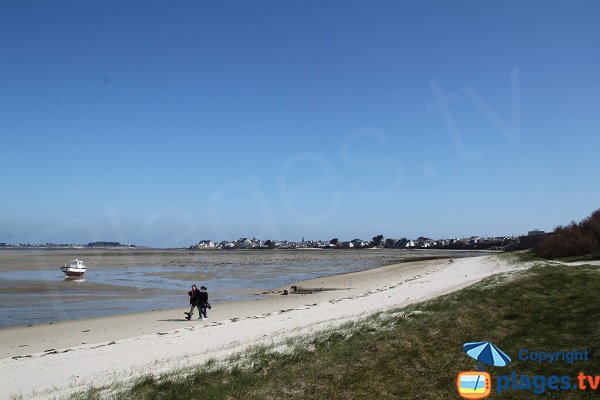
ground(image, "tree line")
xmin=537 ymin=209 xmax=600 ymax=258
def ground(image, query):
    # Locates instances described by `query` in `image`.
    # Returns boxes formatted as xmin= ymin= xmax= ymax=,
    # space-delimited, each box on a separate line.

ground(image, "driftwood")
xmin=290 ymin=285 xmax=349 ymax=294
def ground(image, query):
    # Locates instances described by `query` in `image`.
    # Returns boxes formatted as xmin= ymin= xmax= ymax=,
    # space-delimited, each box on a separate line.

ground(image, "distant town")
xmin=0 ymin=231 xmax=548 ymax=251
xmin=188 ymin=230 xmax=547 ymax=251
xmin=0 ymin=241 xmax=136 ymax=249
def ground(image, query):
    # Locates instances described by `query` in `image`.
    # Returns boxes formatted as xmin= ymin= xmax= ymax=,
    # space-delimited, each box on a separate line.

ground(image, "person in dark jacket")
xmin=198 ymin=286 xmax=209 ymax=320
xmin=184 ymin=284 xmax=200 ymax=320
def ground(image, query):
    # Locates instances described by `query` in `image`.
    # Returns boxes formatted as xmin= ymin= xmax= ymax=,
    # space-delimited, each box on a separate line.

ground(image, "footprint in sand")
xmin=12 ymin=355 xmax=32 ymax=360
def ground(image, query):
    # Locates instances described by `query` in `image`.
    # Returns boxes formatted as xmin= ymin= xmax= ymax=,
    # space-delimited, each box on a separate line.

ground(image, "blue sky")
xmin=1 ymin=1 xmax=599 ymax=247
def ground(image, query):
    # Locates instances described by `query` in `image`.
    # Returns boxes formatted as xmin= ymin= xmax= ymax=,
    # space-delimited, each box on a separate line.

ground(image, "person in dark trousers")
xmin=184 ymin=284 xmax=200 ymax=320
xmin=199 ymin=286 xmax=209 ymax=320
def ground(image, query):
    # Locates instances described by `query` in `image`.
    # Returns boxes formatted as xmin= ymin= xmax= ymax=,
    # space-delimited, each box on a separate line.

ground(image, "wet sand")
xmin=0 ymin=248 xmax=486 ymax=328
xmin=0 ymin=247 xmax=480 ymax=270
xmin=0 ymin=248 xmax=213 ymax=270
xmin=143 ymin=271 xmax=216 ymax=281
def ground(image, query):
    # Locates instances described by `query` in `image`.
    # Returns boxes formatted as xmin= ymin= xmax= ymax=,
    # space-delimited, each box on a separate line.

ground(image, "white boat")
xmin=60 ymin=259 xmax=87 ymax=279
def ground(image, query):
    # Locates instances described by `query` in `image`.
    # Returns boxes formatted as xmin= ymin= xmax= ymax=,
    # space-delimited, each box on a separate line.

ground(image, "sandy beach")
xmin=0 ymin=254 xmax=527 ymax=399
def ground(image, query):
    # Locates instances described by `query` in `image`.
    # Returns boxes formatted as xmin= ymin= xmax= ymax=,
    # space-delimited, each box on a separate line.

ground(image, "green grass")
xmin=497 ymin=249 xmax=543 ymax=263
xmin=73 ymin=262 xmax=600 ymax=400
xmin=555 ymin=254 xmax=600 ymax=263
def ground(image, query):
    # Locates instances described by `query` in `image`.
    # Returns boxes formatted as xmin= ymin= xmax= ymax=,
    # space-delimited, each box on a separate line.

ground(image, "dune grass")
xmin=73 ymin=262 xmax=600 ymax=399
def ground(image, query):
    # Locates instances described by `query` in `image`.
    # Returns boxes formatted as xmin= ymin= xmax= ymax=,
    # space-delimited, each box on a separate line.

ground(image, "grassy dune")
xmin=75 ymin=261 xmax=600 ymax=399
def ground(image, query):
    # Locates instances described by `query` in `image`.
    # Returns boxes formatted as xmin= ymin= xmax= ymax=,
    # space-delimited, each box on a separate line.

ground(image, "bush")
xmin=537 ymin=209 xmax=600 ymax=258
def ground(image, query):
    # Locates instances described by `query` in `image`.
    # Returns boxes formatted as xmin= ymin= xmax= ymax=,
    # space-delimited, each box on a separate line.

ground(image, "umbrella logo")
xmin=457 ymin=342 xmax=511 ymax=399
xmin=463 ymin=341 xmax=511 ymax=367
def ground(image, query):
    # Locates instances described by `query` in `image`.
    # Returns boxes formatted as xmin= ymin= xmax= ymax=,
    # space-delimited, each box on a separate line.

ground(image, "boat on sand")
xmin=60 ymin=259 xmax=87 ymax=279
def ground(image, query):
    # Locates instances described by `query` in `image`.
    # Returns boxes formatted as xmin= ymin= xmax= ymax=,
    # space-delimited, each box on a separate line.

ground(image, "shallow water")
xmin=0 ymin=249 xmax=486 ymax=328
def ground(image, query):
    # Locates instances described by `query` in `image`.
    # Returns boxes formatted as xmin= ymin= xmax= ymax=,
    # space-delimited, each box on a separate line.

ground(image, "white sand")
xmin=0 ymin=255 xmax=527 ymax=399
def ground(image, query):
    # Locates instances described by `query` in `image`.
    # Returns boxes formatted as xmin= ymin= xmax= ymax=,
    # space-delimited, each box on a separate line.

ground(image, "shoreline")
xmin=0 ymin=252 xmax=481 ymax=335
xmin=0 ymin=254 xmax=528 ymax=399
xmin=0 ymin=248 xmax=490 ymax=329
xmin=0 ymin=257 xmax=447 ymax=358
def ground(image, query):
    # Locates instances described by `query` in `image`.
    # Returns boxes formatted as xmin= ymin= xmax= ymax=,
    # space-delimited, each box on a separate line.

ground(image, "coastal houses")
xmin=188 ymin=234 xmax=520 ymax=251
xmin=190 ymin=240 xmax=216 ymax=250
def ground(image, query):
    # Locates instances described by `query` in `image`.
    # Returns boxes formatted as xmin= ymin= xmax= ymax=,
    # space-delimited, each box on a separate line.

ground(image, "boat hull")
xmin=63 ymin=270 xmax=85 ymax=277
xmin=61 ymin=267 xmax=86 ymax=278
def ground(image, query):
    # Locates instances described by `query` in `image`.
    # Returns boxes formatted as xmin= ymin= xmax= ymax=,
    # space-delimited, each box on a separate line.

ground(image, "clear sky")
xmin=1 ymin=1 xmax=599 ymax=247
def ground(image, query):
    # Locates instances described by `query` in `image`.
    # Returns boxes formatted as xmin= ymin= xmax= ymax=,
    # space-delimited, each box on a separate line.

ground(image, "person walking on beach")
xmin=184 ymin=284 xmax=200 ymax=320
xmin=198 ymin=286 xmax=209 ymax=321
